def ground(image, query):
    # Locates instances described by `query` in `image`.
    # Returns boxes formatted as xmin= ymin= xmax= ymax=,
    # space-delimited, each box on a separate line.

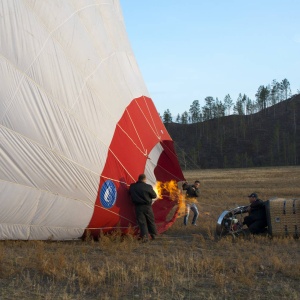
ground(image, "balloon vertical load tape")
xmin=265 ymin=198 xmax=300 ymax=237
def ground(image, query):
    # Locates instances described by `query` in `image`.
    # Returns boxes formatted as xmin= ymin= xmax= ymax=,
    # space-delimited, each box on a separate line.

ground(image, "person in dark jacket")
xmin=182 ymin=180 xmax=200 ymax=226
xmin=243 ymin=193 xmax=267 ymax=234
xmin=129 ymin=174 xmax=157 ymax=241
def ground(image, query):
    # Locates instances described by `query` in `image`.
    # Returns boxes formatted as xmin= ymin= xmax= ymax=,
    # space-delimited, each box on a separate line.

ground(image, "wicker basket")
xmin=265 ymin=198 xmax=300 ymax=237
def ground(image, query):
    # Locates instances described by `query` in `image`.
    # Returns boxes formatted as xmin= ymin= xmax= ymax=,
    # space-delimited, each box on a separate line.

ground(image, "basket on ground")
xmin=265 ymin=198 xmax=300 ymax=238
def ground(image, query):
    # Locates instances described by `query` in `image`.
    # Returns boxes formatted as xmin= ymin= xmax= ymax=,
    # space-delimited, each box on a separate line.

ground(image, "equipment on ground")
xmin=216 ymin=205 xmax=249 ymax=239
xmin=216 ymin=198 xmax=300 ymax=239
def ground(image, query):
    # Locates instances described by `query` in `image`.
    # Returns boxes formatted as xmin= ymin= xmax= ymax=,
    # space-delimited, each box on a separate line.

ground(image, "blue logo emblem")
xmin=100 ymin=180 xmax=117 ymax=208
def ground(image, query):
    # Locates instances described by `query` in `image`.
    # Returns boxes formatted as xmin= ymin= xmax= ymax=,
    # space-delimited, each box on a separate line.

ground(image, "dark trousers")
xmin=135 ymin=205 xmax=157 ymax=238
xmin=244 ymin=216 xmax=267 ymax=234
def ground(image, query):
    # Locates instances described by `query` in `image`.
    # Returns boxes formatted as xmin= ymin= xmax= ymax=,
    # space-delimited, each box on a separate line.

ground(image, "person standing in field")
xmin=182 ymin=180 xmax=200 ymax=226
xmin=129 ymin=174 xmax=157 ymax=242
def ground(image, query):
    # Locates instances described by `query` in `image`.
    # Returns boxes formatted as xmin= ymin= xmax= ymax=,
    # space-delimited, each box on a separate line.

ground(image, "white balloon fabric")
xmin=0 ymin=0 xmax=184 ymax=240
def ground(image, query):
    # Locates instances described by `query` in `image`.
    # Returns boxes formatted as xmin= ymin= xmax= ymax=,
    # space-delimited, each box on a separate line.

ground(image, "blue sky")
xmin=120 ymin=1 xmax=300 ymax=117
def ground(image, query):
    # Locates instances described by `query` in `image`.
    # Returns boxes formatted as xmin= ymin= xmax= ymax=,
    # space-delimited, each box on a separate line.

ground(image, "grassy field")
xmin=1 ymin=167 xmax=299 ymax=299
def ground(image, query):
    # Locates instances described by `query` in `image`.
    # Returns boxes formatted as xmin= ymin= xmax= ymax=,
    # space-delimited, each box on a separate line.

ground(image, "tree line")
xmin=162 ymin=78 xmax=298 ymax=124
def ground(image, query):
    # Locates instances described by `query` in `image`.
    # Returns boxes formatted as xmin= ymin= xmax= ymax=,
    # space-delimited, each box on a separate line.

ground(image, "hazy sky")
xmin=120 ymin=1 xmax=300 ymax=117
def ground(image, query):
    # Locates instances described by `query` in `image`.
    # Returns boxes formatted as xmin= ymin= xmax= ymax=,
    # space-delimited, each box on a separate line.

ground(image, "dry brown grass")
xmin=0 ymin=166 xmax=299 ymax=299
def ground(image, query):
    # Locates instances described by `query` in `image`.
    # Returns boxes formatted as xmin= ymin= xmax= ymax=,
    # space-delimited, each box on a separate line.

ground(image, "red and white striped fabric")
xmin=0 ymin=0 xmax=184 ymax=240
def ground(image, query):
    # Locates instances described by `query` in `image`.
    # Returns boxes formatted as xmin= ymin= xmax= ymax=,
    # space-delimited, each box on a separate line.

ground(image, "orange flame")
xmin=153 ymin=180 xmax=198 ymax=218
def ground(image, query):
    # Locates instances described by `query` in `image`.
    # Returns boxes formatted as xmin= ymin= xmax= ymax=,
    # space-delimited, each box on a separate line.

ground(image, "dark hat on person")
xmin=247 ymin=192 xmax=258 ymax=198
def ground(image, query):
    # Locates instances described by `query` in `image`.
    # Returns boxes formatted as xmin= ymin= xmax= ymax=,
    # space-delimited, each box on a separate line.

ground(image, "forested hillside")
xmin=165 ymin=94 xmax=300 ymax=169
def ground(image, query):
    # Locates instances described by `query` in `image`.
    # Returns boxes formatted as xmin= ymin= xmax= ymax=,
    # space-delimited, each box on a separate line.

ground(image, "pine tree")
xmin=189 ymin=100 xmax=201 ymax=123
xmin=255 ymin=85 xmax=270 ymax=111
xmin=233 ymin=94 xmax=244 ymax=115
xmin=224 ymin=94 xmax=233 ymax=115
xmin=203 ymin=96 xmax=215 ymax=120
xmin=281 ymin=78 xmax=291 ymax=100
xmin=162 ymin=109 xmax=172 ymax=123
xmin=180 ymin=111 xmax=188 ymax=124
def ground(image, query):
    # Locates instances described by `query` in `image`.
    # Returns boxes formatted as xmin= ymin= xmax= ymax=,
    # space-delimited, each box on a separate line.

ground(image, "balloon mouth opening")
xmin=156 ymin=205 xmax=179 ymax=234
xmin=152 ymin=180 xmax=185 ymax=233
